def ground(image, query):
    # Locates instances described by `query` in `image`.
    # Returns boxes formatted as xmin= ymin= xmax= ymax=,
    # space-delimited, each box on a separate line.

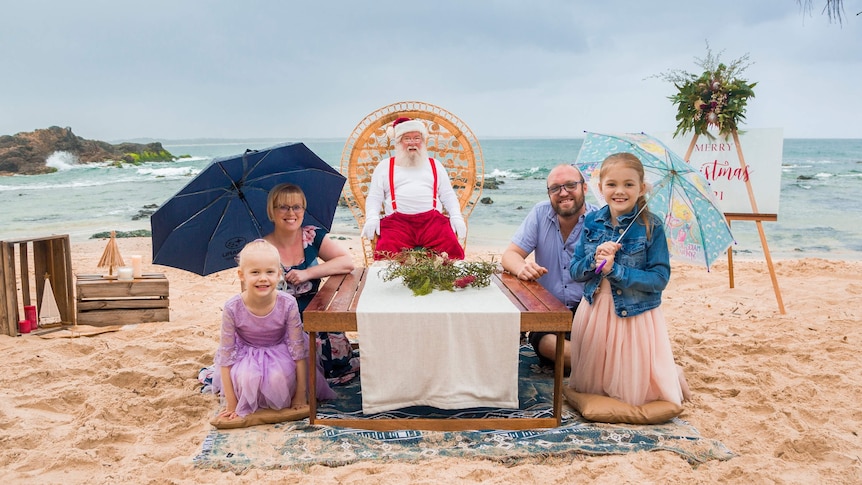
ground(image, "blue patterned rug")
xmin=193 ymin=346 xmax=733 ymax=472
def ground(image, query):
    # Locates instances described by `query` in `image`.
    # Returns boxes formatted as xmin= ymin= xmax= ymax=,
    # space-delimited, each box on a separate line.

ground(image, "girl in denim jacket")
xmin=567 ymin=153 xmax=690 ymax=411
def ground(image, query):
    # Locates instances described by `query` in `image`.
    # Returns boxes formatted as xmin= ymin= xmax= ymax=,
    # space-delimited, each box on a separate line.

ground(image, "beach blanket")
xmin=193 ymin=346 xmax=733 ymax=472
xmin=356 ymin=265 xmax=520 ymax=413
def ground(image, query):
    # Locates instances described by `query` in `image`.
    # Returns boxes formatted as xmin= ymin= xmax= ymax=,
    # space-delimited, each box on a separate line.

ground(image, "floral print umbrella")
xmin=574 ymin=131 xmax=735 ymax=269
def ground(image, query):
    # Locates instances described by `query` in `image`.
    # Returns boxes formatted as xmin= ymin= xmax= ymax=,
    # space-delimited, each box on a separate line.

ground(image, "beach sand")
xmin=2 ymin=236 xmax=860 ymax=484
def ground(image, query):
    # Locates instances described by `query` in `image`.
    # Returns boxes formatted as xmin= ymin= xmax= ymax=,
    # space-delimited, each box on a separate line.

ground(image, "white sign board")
xmin=655 ymin=128 xmax=784 ymax=215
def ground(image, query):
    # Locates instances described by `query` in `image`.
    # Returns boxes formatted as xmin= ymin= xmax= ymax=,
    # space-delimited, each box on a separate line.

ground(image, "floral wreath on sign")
xmin=656 ymin=44 xmax=757 ymax=139
xmin=379 ymin=249 xmax=499 ymax=296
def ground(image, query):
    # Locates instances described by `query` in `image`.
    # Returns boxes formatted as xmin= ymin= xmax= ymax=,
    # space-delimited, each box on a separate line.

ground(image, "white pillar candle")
xmin=130 ymin=255 xmax=143 ymax=278
xmin=117 ymin=267 xmax=134 ymax=281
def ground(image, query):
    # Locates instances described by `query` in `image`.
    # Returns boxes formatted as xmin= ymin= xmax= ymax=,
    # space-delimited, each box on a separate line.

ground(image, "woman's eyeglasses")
xmin=547 ymin=181 xmax=584 ymax=195
xmin=275 ymin=205 xmax=304 ymax=213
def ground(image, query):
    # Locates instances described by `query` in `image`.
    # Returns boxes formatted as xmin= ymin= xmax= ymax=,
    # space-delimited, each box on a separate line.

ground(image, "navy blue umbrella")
xmin=150 ymin=142 xmax=346 ymax=276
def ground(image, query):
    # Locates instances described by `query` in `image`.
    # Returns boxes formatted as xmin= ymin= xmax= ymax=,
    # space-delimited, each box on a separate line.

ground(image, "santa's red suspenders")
xmin=388 ymin=157 xmax=437 ymax=211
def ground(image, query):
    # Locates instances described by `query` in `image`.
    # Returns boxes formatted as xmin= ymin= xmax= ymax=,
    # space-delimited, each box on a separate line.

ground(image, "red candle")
xmin=24 ymin=305 xmax=37 ymax=327
xmin=18 ymin=320 xmax=30 ymax=334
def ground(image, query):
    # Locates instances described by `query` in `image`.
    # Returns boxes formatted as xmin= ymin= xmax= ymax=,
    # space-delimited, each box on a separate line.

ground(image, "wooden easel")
xmin=683 ymin=130 xmax=786 ymax=314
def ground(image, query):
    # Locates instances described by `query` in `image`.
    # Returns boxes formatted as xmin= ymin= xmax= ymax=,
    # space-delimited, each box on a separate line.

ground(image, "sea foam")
xmin=45 ymin=151 xmax=80 ymax=171
xmin=136 ymin=166 xmax=200 ymax=178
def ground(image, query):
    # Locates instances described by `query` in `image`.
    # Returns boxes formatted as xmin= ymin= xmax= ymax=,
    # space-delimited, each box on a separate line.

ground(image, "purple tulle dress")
xmin=212 ymin=292 xmax=336 ymax=417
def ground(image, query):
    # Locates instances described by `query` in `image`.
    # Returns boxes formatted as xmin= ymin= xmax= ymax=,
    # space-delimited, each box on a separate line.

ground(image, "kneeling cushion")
xmin=563 ymin=387 xmax=682 ymax=425
xmin=210 ymin=406 xmax=310 ymax=429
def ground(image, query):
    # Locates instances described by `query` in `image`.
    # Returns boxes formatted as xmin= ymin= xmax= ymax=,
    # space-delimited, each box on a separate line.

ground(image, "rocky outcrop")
xmin=0 ymin=126 xmax=176 ymax=175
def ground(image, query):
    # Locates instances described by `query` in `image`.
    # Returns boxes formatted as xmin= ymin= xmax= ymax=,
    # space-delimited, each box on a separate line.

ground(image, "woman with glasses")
xmin=264 ymin=183 xmax=359 ymax=385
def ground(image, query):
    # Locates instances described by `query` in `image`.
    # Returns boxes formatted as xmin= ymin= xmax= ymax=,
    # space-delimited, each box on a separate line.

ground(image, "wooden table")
xmin=303 ymin=267 xmax=572 ymax=431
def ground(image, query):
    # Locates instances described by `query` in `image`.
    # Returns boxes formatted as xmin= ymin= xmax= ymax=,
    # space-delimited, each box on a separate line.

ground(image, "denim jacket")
xmin=569 ymin=205 xmax=670 ymax=317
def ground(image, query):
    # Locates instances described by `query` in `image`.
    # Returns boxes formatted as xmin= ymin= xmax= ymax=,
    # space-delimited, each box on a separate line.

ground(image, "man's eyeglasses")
xmin=401 ymin=136 xmax=423 ymax=143
xmin=275 ymin=204 xmax=304 ymax=213
xmin=547 ymin=181 xmax=584 ymax=195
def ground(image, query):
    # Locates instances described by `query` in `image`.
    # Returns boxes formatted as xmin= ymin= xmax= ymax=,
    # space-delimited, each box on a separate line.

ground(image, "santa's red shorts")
xmin=374 ymin=209 xmax=464 ymax=260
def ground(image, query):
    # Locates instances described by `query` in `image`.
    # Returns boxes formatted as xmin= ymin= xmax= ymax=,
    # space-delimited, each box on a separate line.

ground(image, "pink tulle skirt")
xmin=568 ymin=279 xmax=684 ymax=406
xmin=213 ymin=343 xmax=336 ymax=417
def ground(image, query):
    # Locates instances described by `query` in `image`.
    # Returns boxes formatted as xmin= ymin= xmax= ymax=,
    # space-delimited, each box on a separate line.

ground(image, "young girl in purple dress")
xmin=212 ymin=239 xmax=335 ymax=422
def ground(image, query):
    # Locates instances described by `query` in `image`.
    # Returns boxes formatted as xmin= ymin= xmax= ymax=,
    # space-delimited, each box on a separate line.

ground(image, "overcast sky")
xmin=2 ymin=1 xmax=859 ymax=141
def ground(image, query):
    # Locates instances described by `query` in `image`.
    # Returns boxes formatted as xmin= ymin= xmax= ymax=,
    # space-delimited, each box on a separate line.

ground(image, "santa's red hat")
xmin=386 ymin=117 xmax=428 ymax=141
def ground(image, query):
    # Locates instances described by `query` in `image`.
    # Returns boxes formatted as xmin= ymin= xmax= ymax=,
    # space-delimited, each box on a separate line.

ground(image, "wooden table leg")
xmin=553 ymin=331 xmax=564 ymax=426
xmin=308 ymin=331 xmax=317 ymax=424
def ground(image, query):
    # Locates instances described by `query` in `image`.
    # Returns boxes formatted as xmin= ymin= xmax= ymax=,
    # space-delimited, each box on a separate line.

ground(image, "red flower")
xmin=454 ymin=275 xmax=476 ymax=288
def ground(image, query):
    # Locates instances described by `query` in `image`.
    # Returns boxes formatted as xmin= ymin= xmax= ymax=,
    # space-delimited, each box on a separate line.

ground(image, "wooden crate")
xmin=76 ymin=273 xmax=169 ymax=326
xmin=0 ymin=235 xmax=75 ymax=336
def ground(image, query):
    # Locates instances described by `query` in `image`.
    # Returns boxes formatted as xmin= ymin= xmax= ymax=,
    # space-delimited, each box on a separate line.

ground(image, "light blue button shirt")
xmin=510 ymin=200 xmax=598 ymax=308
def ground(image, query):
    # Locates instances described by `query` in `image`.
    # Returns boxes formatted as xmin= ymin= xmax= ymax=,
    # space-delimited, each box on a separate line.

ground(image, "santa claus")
xmin=361 ymin=117 xmax=466 ymax=260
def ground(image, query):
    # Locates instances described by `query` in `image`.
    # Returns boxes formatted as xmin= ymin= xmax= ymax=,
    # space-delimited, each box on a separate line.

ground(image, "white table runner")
xmin=356 ymin=265 xmax=520 ymax=414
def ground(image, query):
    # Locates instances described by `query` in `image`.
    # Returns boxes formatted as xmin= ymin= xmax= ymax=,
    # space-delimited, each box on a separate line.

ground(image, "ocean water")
xmin=0 ymin=138 xmax=859 ymax=261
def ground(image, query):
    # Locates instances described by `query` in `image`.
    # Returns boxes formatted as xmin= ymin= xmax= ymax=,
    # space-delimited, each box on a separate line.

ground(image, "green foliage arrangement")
xmin=656 ymin=44 xmax=757 ymax=139
xmin=379 ymin=249 xmax=499 ymax=296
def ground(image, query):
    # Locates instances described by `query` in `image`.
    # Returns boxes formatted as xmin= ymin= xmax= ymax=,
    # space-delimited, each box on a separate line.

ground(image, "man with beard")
xmin=362 ymin=117 xmax=466 ymax=260
xmin=501 ymin=164 xmax=598 ymax=373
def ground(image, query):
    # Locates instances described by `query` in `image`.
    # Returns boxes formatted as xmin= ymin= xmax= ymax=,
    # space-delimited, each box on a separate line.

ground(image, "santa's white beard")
xmin=394 ymin=144 xmax=429 ymax=167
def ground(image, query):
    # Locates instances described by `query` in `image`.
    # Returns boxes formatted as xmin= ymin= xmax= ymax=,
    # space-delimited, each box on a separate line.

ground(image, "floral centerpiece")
xmin=378 ymin=249 xmax=499 ymax=296
xmin=657 ymin=45 xmax=757 ymax=139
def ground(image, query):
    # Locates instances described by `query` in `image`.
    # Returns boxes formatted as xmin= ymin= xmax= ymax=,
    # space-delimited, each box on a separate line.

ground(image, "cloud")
xmin=1 ymin=0 xmax=859 ymax=140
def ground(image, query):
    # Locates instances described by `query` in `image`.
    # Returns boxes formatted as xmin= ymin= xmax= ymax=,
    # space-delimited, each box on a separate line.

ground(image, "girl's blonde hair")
xmin=599 ymin=152 xmax=654 ymax=240
xmin=236 ymin=238 xmax=281 ymax=269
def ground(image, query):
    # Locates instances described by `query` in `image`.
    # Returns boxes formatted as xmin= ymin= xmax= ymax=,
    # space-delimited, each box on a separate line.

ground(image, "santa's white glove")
xmin=361 ymin=217 xmax=380 ymax=240
xmin=450 ymin=216 xmax=467 ymax=239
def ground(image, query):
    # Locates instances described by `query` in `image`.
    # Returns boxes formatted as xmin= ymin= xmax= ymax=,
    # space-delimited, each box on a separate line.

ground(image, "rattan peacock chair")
xmin=341 ymin=100 xmax=485 ymax=266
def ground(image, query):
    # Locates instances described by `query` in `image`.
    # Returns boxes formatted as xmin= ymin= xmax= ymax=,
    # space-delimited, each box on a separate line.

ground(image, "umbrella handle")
xmin=593 ymin=196 xmax=655 ymax=275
